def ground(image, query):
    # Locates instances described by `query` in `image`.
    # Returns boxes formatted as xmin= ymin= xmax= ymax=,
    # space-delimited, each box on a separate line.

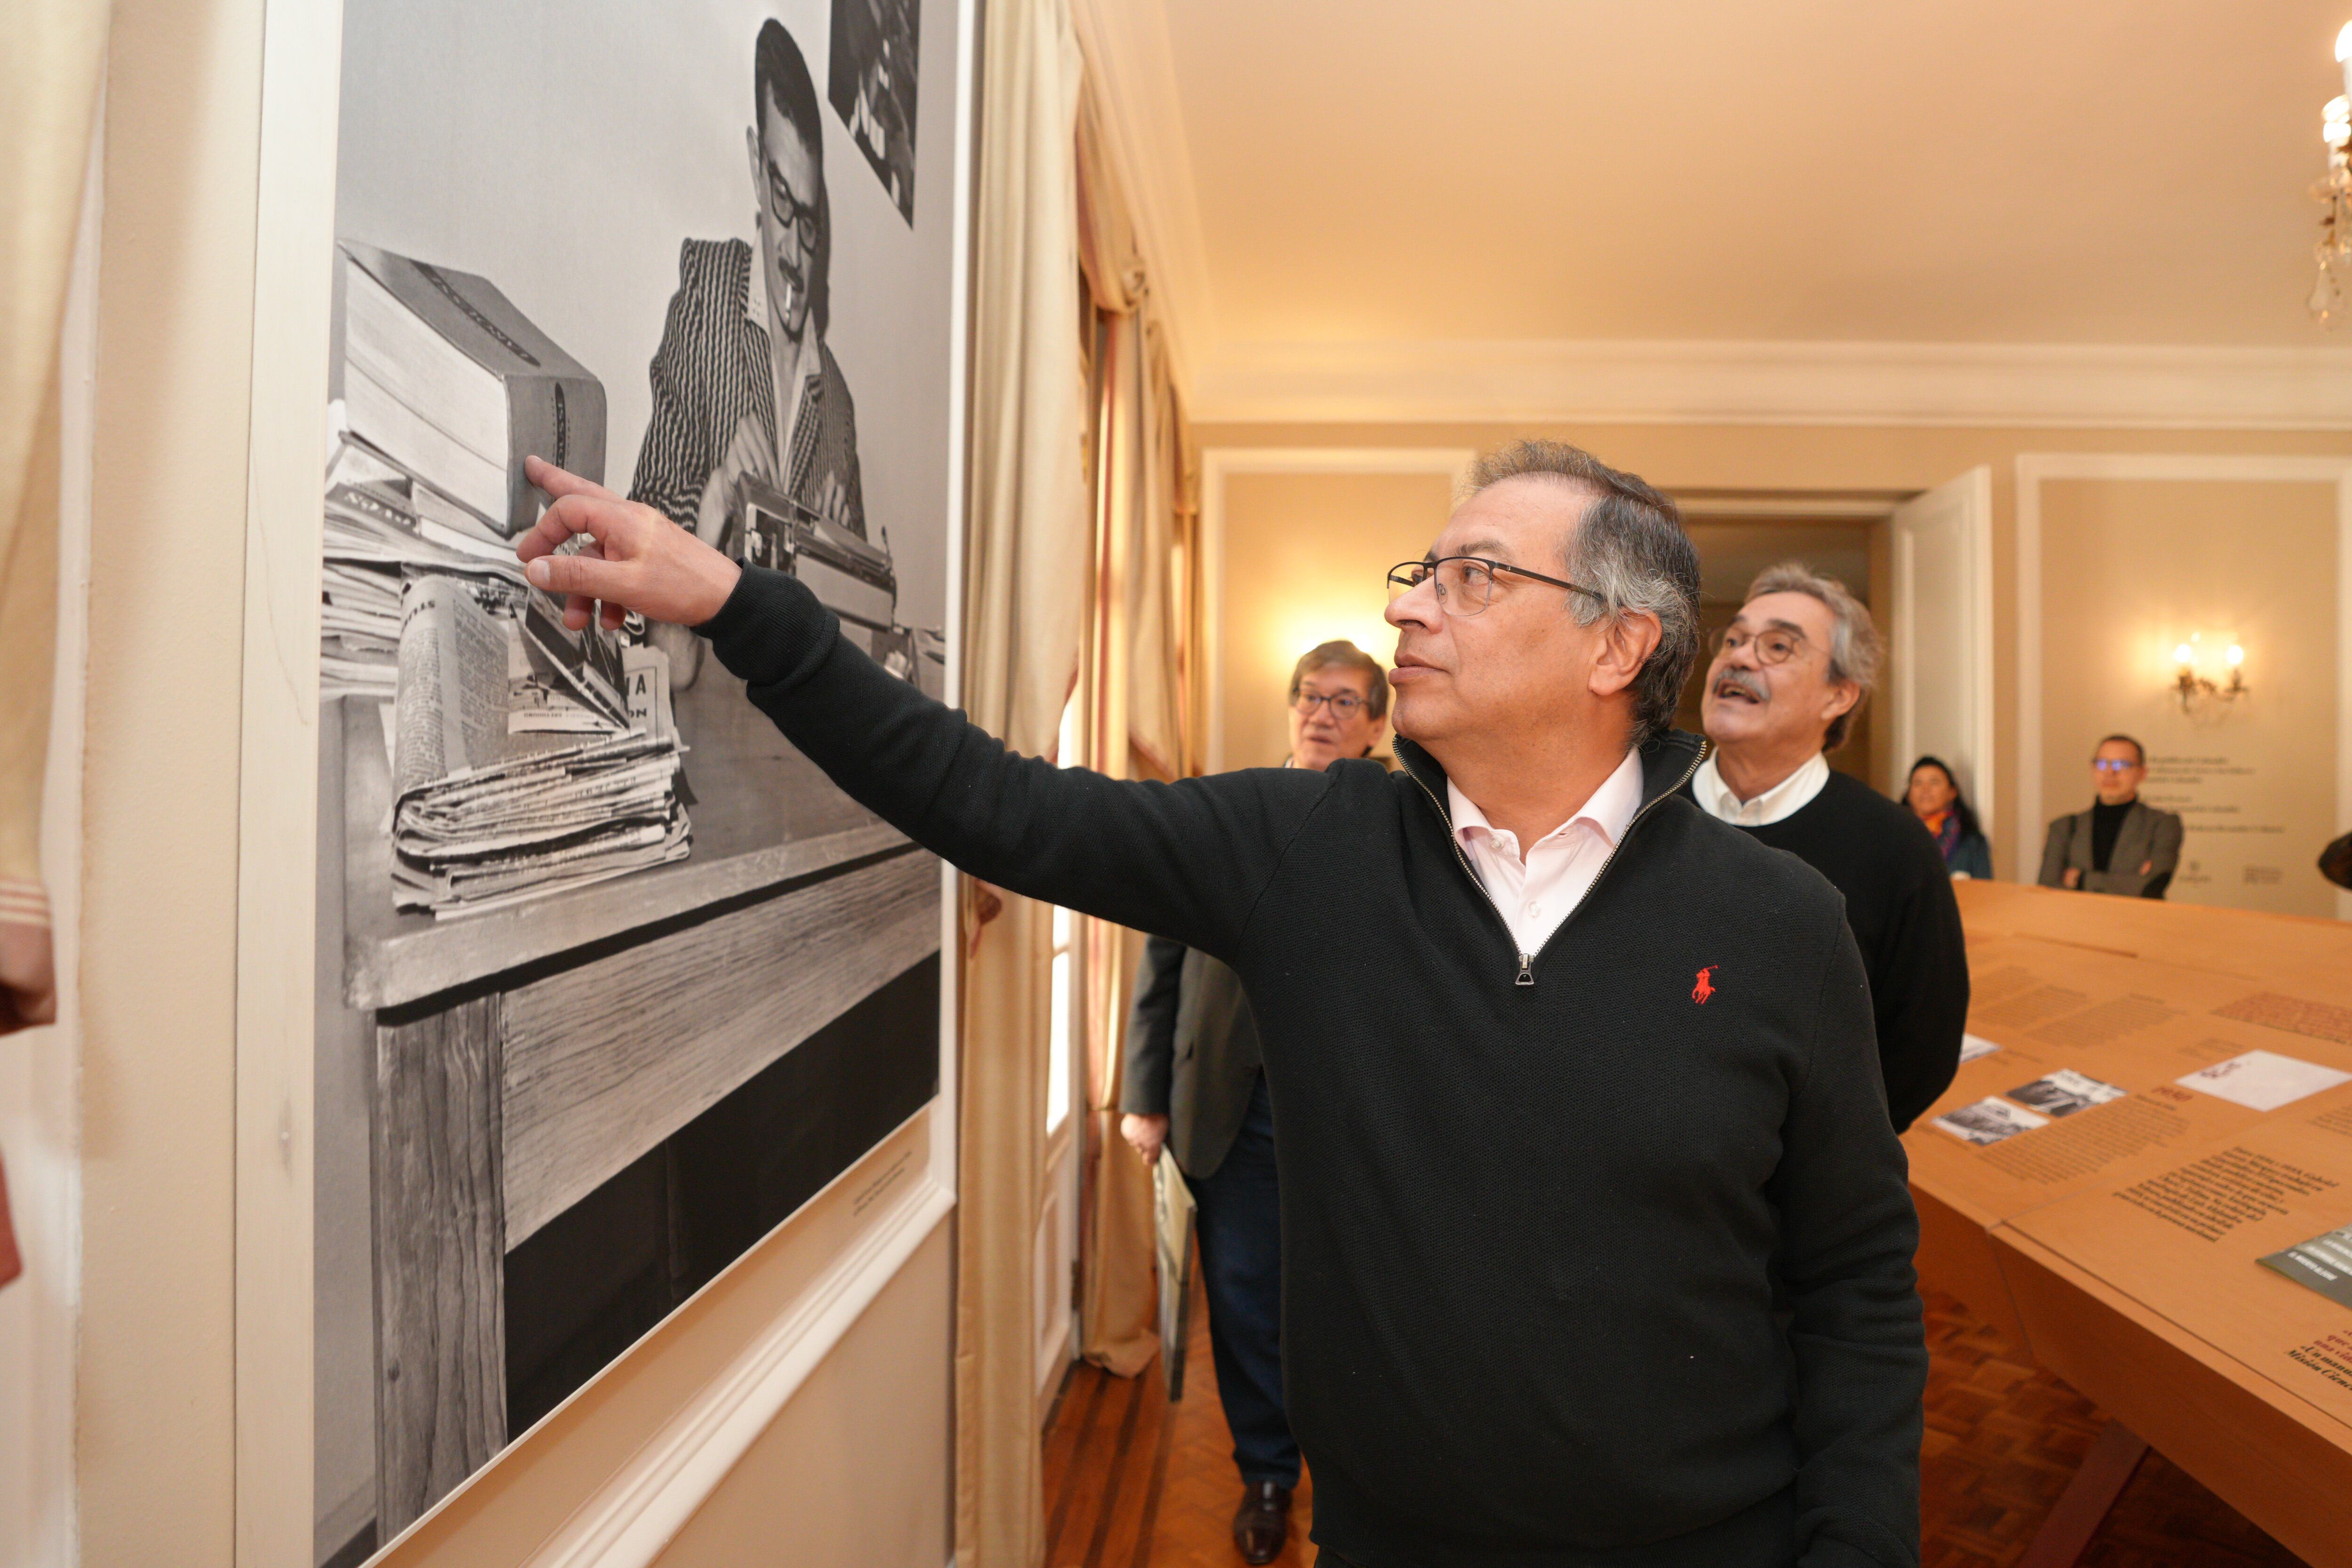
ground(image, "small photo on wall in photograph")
xmin=831 ymin=0 xmax=920 ymax=221
xmin=2005 ymin=1068 xmax=2126 ymax=1119
xmin=1931 ymin=1097 xmax=2050 ymax=1146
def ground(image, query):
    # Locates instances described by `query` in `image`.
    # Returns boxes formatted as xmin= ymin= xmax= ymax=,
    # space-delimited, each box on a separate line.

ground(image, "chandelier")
xmin=2312 ymin=24 xmax=2352 ymax=325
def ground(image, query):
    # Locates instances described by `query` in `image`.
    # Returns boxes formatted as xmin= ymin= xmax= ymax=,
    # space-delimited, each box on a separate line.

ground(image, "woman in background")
xmin=1906 ymin=756 xmax=1993 ymax=880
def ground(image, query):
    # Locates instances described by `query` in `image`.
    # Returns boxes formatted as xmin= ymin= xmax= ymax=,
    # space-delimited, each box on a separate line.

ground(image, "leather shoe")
xmin=1232 ymin=1480 xmax=1292 ymax=1564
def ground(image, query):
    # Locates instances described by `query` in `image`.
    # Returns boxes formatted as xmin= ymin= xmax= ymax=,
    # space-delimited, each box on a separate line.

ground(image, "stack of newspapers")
xmin=389 ymin=576 xmax=690 ymax=916
xmin=320 ymin=438 xmax=528 ymax=699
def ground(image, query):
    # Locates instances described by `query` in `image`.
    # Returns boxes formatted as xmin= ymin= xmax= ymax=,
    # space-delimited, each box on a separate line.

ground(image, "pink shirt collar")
xmin=1446 ymin=748 xmax=1645 ymax=865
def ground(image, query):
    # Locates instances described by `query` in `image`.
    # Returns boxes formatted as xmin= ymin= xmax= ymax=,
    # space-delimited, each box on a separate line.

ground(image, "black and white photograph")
xmin=830 ymin=0 xmax=922 ymax=222
xmin=311 ymin=1 xmax=963 ymax=1561
xmin=2005 ymin=1068 xmax=2128 ymax=1119
xmin=1930 ymin=1096 xmax=2052 ymax=1147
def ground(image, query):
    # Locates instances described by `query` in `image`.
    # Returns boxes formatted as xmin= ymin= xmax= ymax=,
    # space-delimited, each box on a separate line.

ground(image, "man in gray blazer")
xmin=1120 ymin=640 xmax=1387 ymax=1565
xmin=2038 ymin=734 xmax=2185 ymax=898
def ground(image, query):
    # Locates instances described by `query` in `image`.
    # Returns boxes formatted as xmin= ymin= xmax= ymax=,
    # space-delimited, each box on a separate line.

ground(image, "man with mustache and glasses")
xmin=1119 ymin=641 xmax=1387 ymax=1564
xmin=1687 ymin=565 xmax=1967 ymax=1133
xmin=628 ymin=18 xmax=866 ymax=687
xmin=512 ymin=440 xmax=1926 ymax=1568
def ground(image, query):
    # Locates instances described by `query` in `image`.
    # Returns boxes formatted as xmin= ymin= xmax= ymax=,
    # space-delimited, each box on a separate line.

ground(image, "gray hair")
xmin=1461 ymin=440 xmax=1701 ymax=745
xmin=1745 ymin=561 xmax=1881 ymax=752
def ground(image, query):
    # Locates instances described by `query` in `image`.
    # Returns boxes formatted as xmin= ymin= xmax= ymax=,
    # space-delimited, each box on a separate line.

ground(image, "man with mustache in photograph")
xmin=1687 ymin=565 xmax=1967 ymax=1133
xmin=628 ymin=17 xmax=866 ymax=685
xmin=514 ymin=440 xmax=1926 ymax=1568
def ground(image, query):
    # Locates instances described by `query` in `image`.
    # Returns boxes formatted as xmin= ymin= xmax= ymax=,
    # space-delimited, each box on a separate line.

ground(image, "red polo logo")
xmin=1692 ymin=966 xmax=1718 ymax=1005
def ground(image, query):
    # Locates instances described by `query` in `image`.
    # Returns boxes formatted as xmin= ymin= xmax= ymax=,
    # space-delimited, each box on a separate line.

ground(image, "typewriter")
xmin=732 ymin=473 xmax=929 ymax=688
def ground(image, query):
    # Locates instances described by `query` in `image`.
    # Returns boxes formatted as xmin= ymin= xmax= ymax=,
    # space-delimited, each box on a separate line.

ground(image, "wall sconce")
xmin=2172 ymin=638 xmax=2247 ymax=711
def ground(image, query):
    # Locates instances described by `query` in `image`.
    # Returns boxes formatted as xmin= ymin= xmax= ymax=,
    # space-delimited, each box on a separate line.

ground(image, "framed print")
xmin=232 ymin=0 xmax=973 ymax=1561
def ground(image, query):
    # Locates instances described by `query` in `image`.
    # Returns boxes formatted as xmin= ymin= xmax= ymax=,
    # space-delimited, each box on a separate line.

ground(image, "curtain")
xmin=0 ymin=1 xmax=108 ymax=1031
xmin=1070 ymin=76 xmax=1201 ymax=1378
xmin=958 ymin=0 xmax=1089 ymax=1562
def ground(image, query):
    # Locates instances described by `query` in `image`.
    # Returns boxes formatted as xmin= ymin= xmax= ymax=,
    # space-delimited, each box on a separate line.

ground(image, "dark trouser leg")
xmin=1187 ymin=1072 xmax=1298 ymax=1490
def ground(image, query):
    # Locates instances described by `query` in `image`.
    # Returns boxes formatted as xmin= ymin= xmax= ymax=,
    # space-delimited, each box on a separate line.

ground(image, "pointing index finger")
xmin=524 ymin=454 xmax=620 ymax=502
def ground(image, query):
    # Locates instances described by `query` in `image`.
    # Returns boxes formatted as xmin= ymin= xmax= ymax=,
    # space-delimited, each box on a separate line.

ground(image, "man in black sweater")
xmin=1689 ymin=564 xmax=1968 ymax=1132
xmin=516 ymin=441 xmax=1926 ymax=1568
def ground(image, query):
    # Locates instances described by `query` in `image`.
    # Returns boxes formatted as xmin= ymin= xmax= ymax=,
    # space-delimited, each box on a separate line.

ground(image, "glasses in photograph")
xmin=1385 ymin=556 xmax=1600 ymax=618
xmin=1294 ymin=689 xmax=1367 ymax=718
xmin=2092 ymin=758 xmax=2140 ymax=774
xmin=764 ymin=174 xmax=820 ymax=244
xmin=1712 ymin=623 xmax=1808 ymax=667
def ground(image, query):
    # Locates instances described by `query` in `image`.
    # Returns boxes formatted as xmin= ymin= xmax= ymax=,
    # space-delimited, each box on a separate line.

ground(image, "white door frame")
xmin=1886 ymin=467 xmax=1997 ymax=849
xmin=2015 ymin=453 xmax=2352 ymax=915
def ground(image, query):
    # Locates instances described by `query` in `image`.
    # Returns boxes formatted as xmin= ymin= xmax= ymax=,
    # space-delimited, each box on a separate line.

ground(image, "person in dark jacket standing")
xmin=1121 ymin=641 xmax=1388 ymax=1563
xmin=516 ymin=440 xmax=1927 ymax=1568
xmin=1689 ymin=564 xmax=1968 ymax=1134
xmin=2036 ymin=736 xmax=2183 ymax=899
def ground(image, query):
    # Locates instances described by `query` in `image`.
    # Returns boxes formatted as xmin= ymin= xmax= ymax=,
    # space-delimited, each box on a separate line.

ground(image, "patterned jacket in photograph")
xmin=628 ymin=237 xmax=866 ymax=540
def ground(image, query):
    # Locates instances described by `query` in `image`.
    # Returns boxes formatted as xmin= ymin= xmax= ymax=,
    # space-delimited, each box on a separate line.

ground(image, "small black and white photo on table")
xmin=2005 ymin=1068 xmax=2126 ymax=1119
xmin=830 ymin=0 xmax=920 ymax=222
xmin=311 ymin=2 xmax=963 ymax=1562
xmin=1931 ymin=1096 xmax=2051 ymax=1146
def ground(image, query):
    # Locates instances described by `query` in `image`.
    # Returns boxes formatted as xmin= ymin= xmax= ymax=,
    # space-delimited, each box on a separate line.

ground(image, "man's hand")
xmin=0 ymin=921 xmax=56 ymax=1034
xmin=519 ymin=456 xmax=744 ymax=633
xmin=1120 ymin=1113 xmax=1168 ymax=1167
xmin=2061 ymin=867 xmax=2082 ymax=890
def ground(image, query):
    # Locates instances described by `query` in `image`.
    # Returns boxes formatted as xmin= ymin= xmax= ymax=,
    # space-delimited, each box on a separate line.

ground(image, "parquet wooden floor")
xmin=1041 ymin=1284 xmax=2308 ymax=1568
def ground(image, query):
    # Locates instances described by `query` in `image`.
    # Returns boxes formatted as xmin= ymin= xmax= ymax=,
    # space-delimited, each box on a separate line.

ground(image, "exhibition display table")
xmin=1915 ymin=883 xmax=2352 ymax=1567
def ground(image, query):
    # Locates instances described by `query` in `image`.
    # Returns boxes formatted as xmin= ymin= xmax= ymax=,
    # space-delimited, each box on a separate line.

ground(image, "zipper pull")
xmin=1516 ymin=954 xmax=1534 ymax=987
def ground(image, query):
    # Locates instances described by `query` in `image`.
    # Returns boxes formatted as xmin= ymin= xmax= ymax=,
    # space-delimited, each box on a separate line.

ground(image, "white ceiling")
xmin=1083 ymin=0 xmax=2352 ymax=422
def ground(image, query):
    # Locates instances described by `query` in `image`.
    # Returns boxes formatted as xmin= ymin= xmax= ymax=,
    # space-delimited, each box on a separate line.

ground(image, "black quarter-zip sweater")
xmin=702 ymin=568 xmax=1925 ymax=1568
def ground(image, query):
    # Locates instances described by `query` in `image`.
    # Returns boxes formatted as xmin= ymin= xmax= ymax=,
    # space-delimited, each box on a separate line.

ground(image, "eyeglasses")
xmin=763 ymin=170 xmax=821 ymax=245
xmin=1293 ymin=689 xmax=1367 ymax=718
xmin=1712 ymin=624 xmax=1809 ymax=666
xmin=2092 ymin=758 xmax=2141 ymax=774
xmin=1384 ymin=556 xmax=1602 ymax=618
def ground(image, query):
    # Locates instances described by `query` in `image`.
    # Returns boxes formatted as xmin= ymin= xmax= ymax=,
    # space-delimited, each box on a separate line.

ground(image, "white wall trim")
xmin=234 ymin=0 xmax=343 ymax=1559
xmin=1192 ymin=339 xmax=2352 ymax=432
xmin=1067 ymin=0 xmax=1215 ymax=397
xmin=518 ymin=1177 xmax=956 ymax=1568
xmin=1199 ymin=447 xmax=1474 ymax=772
xmin=2014 ymin=454 xmax=2352 ymax=918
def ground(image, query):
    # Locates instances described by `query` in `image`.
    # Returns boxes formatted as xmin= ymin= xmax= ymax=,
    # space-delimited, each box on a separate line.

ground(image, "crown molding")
xmin=1068 ymin=0 xmax=1216 ymax=395
xmin=1190 ymin=337 xmax=2352 ymax=431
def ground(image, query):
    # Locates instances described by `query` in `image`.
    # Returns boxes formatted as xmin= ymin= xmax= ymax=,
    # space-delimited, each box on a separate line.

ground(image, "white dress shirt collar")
xmin=1690 ymin=749 xmax=1831 ymax=828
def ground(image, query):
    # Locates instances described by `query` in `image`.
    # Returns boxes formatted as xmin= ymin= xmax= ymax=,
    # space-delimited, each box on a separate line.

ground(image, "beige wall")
xmin=2036 ymin=477 xmax=2341 ymax=917
xmin=76 ymin=4 xmax=954 ymax=1564
xmin=655 ymin=1225 xmax=951 ymax=1568
xmin=1215 ymin=470 xmax=1451 ymax=770
xmin=1200 ymin=422 xmax=2352 ymax=886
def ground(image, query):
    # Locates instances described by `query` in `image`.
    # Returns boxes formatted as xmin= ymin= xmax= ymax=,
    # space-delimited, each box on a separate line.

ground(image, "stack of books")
xmin=322 ymin=241 xmax=691 ymax=915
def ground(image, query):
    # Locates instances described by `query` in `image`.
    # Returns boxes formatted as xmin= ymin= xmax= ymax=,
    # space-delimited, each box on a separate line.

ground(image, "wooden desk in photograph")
xmin=321 ymin=692 xmax=942 ymax=1539
xmin=1912 ymin=882 xmax=2352 ymax=1567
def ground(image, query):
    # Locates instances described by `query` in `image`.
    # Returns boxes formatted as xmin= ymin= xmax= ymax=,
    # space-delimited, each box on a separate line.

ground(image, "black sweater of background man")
xmin=700 ymin=568 xmax=1925 ymax=1568
xmin=1686 ymin=770 xmax=1969 ymax=1133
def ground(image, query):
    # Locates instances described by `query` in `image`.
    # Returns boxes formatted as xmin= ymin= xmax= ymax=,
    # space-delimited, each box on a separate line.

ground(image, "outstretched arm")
xmin=515 ymin=460 xmax=1324 ymax=961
